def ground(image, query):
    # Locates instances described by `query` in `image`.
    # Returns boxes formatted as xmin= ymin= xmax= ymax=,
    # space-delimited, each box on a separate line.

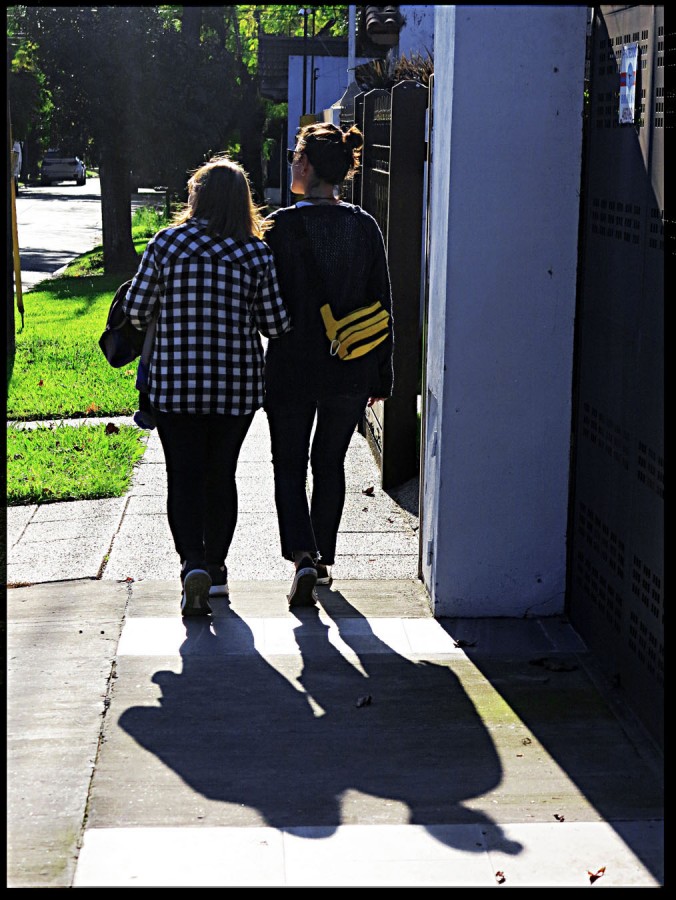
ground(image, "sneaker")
xmin=181 ymin=564 xmax=212 ymax=616
xmin=316 ymin=563 xmax=332 ymax=585
xmin=207 ymin=564 xmax=229 ymax=597
xmin=288 ymin=556 xmax=318 ymax=608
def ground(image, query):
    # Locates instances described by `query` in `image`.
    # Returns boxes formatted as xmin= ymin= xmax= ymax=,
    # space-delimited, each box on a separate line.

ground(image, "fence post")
xmin=361 ymin=81 xmax=428 ymax=489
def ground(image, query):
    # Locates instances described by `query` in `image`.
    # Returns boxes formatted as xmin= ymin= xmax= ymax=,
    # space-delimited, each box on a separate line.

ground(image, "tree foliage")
xmin=6 ymin=5 xmax=349 ymax=272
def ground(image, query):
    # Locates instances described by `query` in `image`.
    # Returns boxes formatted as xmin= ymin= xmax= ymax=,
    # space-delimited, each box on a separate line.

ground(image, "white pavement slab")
xmin=72 ymin=820 xmax=663 ymax=887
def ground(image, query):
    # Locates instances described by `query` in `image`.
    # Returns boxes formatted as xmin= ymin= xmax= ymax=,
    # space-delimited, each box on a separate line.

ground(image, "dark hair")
xmin=173 ymin=154 xmax=270 ymax=239
xmin=296 ymin=122 xmax=363 ymax=185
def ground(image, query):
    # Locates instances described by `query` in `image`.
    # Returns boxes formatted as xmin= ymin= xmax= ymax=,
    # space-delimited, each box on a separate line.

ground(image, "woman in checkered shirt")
xmin=123 ymin=156 xmax=291 ymax=616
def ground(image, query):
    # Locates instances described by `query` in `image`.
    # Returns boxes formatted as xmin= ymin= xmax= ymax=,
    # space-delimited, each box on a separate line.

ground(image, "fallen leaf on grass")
xmin=105 ymin=422 xmax=120 ymax=435
xmin=588 ymin=866 xmax=606 ymax=884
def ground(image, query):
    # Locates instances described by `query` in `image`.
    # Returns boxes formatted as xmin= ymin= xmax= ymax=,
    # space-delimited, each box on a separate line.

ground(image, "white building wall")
xmin=398 ymin=4 xmax=435 ymax=58
xmin=286 ymin=4 xmax=436 ymax=147
xmin=287 ymin=55 xmax=371 ymax=149
xmin=424 ymin=5 xmax=588 ymax=617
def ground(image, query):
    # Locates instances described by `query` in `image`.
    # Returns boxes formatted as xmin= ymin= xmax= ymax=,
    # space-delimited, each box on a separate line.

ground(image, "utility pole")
xmin=7 ymin=103 xmax=15 ymax=361
xmin=301 ymin=7 xmax=308 ymax=115
xmin=7 ymin=37 xmax=22 ymax=362
xmin=348 ymin=5 xmax=355 ymax=85
xmin=309 ymin=7 xmax=316 ymax=114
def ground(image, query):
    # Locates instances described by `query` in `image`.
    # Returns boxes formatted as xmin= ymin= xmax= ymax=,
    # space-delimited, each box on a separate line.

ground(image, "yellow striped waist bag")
xmin=320 ymin=301 xmax=390 ymax=361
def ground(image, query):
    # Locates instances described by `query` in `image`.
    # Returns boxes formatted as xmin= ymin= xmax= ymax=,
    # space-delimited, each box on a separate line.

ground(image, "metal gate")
xmin=567 ymin=5 xmax=664 ymax=748
xmin=343 ymin=81 xmax=428 ymax=490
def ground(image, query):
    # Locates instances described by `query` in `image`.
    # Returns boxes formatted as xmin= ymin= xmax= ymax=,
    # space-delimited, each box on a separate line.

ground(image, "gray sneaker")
xmin=316 ymin=563 xmax=332 ymax=585
xmin=288 ymin=557 xmax=318 ymax=608
xmin=181 ymin=566 xmax=212 ymax=616
xmin=207 ymin=564 xmax=229 ymax=597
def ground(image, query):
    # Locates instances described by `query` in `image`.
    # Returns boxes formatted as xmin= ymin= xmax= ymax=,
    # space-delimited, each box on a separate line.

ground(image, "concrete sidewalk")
xmin=6 ymin=413 xmax=664 ymax=887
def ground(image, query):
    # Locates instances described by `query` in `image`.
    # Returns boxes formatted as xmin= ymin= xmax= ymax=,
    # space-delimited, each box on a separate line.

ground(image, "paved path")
xmin=7 ymin=412 xmax=420 ymax=585
xmin=6 ymin=412 xmax=663 ymax=886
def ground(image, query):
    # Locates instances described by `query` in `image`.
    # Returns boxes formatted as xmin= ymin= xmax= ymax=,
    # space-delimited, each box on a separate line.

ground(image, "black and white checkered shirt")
xmin=122 ymin=219 xmax=291 ymax=415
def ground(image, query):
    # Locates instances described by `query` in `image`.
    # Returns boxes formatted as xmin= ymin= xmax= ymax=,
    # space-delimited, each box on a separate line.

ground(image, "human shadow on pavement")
xmin=116 ymin=590 xmax=522 ymax=855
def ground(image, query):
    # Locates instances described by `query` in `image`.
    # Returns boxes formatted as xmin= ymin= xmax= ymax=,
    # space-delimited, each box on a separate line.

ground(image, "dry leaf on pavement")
xmin=588 ymin=866 xmax=606 ymax=884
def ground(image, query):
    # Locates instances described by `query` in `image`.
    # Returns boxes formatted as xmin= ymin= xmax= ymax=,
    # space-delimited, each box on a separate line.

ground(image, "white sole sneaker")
xmin=207 ymin=565 xmax=228 ymax=597
xmin=288 ymin=564 xmax=318 ymax=608
xmin=181 ymin=569 xmax=212 ymax=616
xmin=316 ymin=567 xmax=332 ymax=585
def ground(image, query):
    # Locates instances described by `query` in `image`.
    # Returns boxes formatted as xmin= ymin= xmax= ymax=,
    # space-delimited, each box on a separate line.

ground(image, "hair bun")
xmin=343 ymin=126 xmax=364 ymax=152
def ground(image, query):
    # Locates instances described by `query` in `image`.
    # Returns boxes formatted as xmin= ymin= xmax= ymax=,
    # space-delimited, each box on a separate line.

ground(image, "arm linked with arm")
xmin=252 ymin=257 xmax=292 ymax=338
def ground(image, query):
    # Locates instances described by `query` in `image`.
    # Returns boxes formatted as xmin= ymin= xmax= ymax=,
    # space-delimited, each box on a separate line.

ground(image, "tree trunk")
xmin=181 ymin=6 xmax=202 ymax=45
xmin=99 ymin=149 xmax=139 ymax=275
xmin=239 ymin=81 xmax=266 ymax=204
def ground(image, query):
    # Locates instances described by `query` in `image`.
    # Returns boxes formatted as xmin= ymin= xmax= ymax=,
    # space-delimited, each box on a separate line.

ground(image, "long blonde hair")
xmin=173 ymin=155 xmax=270 ymax=239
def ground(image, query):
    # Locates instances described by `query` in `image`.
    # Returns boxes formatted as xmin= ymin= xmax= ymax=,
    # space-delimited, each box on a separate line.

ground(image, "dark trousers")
xmin=155 ymin=410 xmax=254 ymax=566
xmin=265 ymin=394 xmax=369 ymax=565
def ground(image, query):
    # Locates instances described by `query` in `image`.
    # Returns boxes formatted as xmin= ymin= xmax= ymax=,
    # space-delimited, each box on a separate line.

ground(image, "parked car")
xmin=40 ymin=150 xmax=87 ymax=186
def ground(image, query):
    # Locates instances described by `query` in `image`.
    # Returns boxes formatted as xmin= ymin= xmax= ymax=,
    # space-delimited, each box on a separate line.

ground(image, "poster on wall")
xmin=618 ymin=43 xmax=639 ymax=124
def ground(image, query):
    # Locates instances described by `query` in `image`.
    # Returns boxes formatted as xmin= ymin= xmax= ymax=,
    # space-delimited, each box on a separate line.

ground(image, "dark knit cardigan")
xmin=263 ymin=202 xmax=394 ymax=403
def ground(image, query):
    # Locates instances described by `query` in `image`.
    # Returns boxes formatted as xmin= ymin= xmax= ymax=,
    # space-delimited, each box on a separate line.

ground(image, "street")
xmin=13 ymin=178 xmax=161 ymax=292
xmin=14 ymin=177 xmax=104 ymax=292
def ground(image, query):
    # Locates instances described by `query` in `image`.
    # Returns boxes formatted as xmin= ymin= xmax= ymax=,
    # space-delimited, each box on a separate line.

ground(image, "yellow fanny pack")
xmin=320 ymin=301 xmax=390 ymax=361
xmin=290 ymin=208 xmax=390 ymax=362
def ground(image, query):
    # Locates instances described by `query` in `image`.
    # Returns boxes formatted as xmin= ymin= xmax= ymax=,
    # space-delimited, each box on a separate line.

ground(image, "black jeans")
xmin=265 ymin=394 xmax=369 ymax=565
xmin=155 ymin=410 xmax=254 ymax=566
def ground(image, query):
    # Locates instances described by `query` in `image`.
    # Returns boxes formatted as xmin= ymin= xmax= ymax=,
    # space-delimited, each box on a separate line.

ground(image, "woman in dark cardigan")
xmin=264 ymin=121 xmax=394 ymax=607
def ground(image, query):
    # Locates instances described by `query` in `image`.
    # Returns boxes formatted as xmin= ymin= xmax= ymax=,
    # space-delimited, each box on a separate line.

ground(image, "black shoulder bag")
xmin=99 ymin=280 xmax=157 ymax=368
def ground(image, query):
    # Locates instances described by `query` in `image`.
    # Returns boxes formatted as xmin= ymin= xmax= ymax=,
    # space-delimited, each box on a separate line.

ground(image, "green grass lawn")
xmin=7 ymin=421 xmax=148 ymax=505
xmin=7 ymin=272 xmax=141 ymax=420
xmin=6 ymin=204 xmax=170 ymax=506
